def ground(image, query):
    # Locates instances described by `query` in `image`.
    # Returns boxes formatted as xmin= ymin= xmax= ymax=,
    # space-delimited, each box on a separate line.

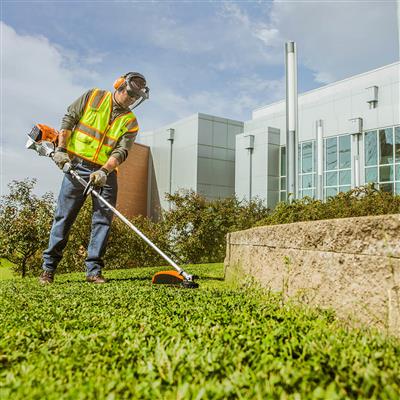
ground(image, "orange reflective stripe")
xmin=125 ymin=118 xmax=139 ymax=132
xmin=90 ymin=90 xmax=107 ymax=109
xmin=111 ymin=111 xmax=131 ymax=125
xmin=83 ymin=89 xmax=97 ymax=115
xmin=75 ymin=122 xmax=102 ymax=141
xmin=104 ymin=136 xmax=117 ymax=147
xmin=93 ymin=125 xmax=110 ymax=163
xmin=78 ymin=121 xmax=104 ymax=135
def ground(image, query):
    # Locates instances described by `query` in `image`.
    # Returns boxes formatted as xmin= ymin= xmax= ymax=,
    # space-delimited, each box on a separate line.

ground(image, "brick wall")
xmin=116 ymin=143 xmax=149 ymax=218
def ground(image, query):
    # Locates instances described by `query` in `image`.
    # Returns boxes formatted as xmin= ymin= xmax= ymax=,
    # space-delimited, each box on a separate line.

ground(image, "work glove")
xmin=53 ymin=147 xmax=71 ymax=170
xmin=89 ymin=168 xmax=109 ymax=188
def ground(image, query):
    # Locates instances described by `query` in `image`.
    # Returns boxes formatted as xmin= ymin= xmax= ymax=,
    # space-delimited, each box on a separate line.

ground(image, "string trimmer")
xmin=26 ymin=124 xmax=199 ymax=289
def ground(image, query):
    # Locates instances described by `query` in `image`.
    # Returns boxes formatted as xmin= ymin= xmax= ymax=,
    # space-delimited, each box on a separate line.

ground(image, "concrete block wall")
xmin=224 ymin=214 xmax=400 ymax=336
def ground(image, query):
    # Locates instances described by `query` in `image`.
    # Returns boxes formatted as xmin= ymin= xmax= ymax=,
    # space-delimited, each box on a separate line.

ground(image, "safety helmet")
xmin=113 ymin=72 xmax=150 ymax=110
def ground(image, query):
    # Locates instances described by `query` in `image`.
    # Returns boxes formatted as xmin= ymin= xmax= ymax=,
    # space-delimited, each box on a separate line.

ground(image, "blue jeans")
xmin=42 ymin=160 xmax=118 ymax=276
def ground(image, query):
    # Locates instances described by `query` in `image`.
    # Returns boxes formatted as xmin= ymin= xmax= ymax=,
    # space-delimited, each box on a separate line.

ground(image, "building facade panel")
xmin=139 ymin=113 xmax=243 ymax=216
xmin=238 ymin=62 xmax=400 ymax=208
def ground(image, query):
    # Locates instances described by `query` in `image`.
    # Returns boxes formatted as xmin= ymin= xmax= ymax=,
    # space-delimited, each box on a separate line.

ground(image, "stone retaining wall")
xmin=224 ymin=214 xmax=400 ymax=336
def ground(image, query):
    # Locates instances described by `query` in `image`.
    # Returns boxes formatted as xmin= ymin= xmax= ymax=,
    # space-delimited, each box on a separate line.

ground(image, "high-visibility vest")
xmin=67 ymin=89 xmax=138 ymax=165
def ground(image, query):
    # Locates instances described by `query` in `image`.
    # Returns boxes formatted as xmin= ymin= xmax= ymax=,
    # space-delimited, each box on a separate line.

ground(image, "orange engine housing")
xmin=36 ymin=124 xmax=59 ymax=145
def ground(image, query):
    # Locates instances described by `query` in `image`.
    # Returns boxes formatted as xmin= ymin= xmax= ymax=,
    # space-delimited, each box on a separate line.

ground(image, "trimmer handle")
xmin=62 ymin=162 xmax=73 ymax=174
xmin=62 ymin=162 xmax=100 ymax=197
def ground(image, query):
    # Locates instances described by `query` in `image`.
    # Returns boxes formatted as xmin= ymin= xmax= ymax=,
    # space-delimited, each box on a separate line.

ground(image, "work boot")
xmin=86 ymin=274 xmax=108 ymax=284
xmin=39 ymin=271 xmax=54 ymax=284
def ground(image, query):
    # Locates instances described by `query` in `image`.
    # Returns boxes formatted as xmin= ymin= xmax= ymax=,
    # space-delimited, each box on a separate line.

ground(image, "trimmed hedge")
xmin=259 ymin=185 xmax=400 ymax=226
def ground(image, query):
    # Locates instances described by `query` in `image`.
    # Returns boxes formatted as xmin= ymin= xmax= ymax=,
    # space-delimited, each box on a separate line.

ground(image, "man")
xmin=39 ymin=72 xmax=149 ymax=284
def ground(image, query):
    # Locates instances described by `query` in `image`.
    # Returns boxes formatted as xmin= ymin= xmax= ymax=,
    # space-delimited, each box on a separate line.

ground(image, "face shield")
xmin=124 ymin=72 xmax=150 ymax=110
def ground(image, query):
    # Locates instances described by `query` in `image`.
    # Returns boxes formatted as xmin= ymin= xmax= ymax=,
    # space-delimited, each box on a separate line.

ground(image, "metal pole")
xmin=316 ymin=120 xmax=324 ymax=200
xmin=244 ymin=135 xmax=254 ymax=201
xmin=167 ymin=128 xmax=175 ymax=210
xmin=285 ymin=41 xmax=298 ymax=200
xmin=349 ymin=118 xmax=363 ymax=188
xmin=249 ymin=148 xmax=253 ymax=200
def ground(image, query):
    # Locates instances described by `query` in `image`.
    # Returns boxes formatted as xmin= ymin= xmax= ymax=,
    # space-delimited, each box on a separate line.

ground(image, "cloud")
xmin=216 ymin=2 xmax=282 ymax=67
xmin=313 ymin=71 xmax=335 ymax=85
xmin=136 ymin=65 xmax=285 ymax=133
xmin=0 ymin=22 xmax=96 ymax=196
xmin=269 ymin=1 xmax=399 ymax=83
xmin=219 ymin=1 xmax=398 ymax=85
xmin=146 ymin=16 xmax=215 ymax=54
xmin=2 ymin=1 xmax=398 ymax=196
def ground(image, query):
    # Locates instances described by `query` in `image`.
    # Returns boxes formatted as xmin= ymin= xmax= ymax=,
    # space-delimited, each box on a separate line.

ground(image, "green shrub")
xmin=105 ymin=214 xmax=170 ymax=269
xmin=0 ymin=179 xmax=55 ymax=277
xmin=259 ymin=185 xmax=400 ymax=226
xmin=2 ymin=180 xmax=400 ymax=275
xmin=163 ymin=191 xmax=269 ymax=264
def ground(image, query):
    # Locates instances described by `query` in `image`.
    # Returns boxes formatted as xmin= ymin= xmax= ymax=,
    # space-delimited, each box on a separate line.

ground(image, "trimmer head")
xmin=152 ymin=270 xmax=199 ymax=289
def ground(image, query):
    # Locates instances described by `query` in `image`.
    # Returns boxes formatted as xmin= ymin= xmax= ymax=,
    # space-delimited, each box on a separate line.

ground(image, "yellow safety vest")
xmin=67 ymin=89 xmax=138 ymax=165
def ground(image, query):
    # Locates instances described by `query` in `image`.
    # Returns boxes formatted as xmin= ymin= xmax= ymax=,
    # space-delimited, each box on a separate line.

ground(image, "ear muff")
xmin=113 ymin=77 xmax=125 ymax=90
xmin=113 ymin=72 xmax=149 ymax=110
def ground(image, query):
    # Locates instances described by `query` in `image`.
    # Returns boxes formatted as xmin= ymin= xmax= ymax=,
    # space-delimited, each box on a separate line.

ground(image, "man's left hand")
xmin=89 ymin=168 xmax=108 ymax=187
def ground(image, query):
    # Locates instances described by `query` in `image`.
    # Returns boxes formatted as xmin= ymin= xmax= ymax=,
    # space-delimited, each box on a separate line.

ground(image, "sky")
xmin=1 ymin=0 xmax=399 ymax=196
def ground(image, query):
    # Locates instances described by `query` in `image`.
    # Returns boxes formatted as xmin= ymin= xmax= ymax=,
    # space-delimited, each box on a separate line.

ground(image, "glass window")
xmin=325 ymin=188 xmax=337 ymax=198
xmin=325 ymin=171 xmax=337 ymax=186
xmin=280 ymin=147 xmax=286 ymax=176
xmin=298 ymin=144 xmax=301 ymax=169
xmin=364 ymin=127 xmax=398 ymax=195
xmin=326 ymin=137 xmax=337 ymax=170
xmin=339 ymin=186 xmax=351 ymax=193
xmin=379 ymin=128 xmax=393 ymax=165
xmin=395 ymin=127 xmax=400 ymax=163
xmin=279 ymin=146 xmax=287 ymax=202
xmin=298 ymin=141 xmax=316 ymax=199
xmin=339 ymin=170 xmax=351 ymax=185
xmin=364 ymin=130 xmax=377 ymax=166
xmin=395 ymin=164 xmax=400 ymax=181
xmin=365 ymin=167 xmax=378 ymax=183
xmin=339 ymin=135 xmax=351 ymax=168
xmin=395 ymin=182 xmax=400 ymax=195
xmin=380 ymin=183 xmax=393 ymax=193
xmin=302 ymin=174 xmax=313 ymax=189
xmin=302 ymin=142 xmax=313 ymax=173
xmin=302 ymin=189 xmax=314 ymax=198
xmin=324 ymin=135 xmax=352 ymax=200
xmin=379 ymin=165 xmax=393 ymax=182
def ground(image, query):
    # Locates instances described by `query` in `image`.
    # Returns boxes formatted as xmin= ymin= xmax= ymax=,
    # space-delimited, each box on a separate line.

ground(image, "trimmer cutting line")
xmin=26 ymin=124 xmax=199 ymax=289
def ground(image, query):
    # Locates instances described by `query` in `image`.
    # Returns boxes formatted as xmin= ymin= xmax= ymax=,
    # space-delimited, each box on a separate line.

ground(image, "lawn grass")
xmin=0 ymin=263 xmax=399 ymax=399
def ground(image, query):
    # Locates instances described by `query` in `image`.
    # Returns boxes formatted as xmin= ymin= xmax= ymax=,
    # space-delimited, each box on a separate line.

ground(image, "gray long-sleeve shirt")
xmin=61 ymin=89 xmax=138 ymax=164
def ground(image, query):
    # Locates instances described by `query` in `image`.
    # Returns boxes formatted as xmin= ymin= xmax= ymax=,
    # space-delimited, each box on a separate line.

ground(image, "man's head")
xmin=113 ymin=72 xmax=149 ymax=109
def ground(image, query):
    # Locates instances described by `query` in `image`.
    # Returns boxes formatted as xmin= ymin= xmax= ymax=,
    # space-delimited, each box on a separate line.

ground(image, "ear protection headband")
xmin=113 ymin=72 xmax=149 ymax=110
xmin=113 ymin=76 xmax=126 ymax=91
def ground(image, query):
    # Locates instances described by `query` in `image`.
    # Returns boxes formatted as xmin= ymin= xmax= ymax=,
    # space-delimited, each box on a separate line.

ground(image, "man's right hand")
xmin=53 ymin=147 xmax=71 ymax=169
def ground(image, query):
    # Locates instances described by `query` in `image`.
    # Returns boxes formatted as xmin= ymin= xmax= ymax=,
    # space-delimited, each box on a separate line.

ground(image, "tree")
xmin=0 ymin=179 xmax=55 ymax=277
xmin=163 ymin=191 xmax=270 ymax=264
